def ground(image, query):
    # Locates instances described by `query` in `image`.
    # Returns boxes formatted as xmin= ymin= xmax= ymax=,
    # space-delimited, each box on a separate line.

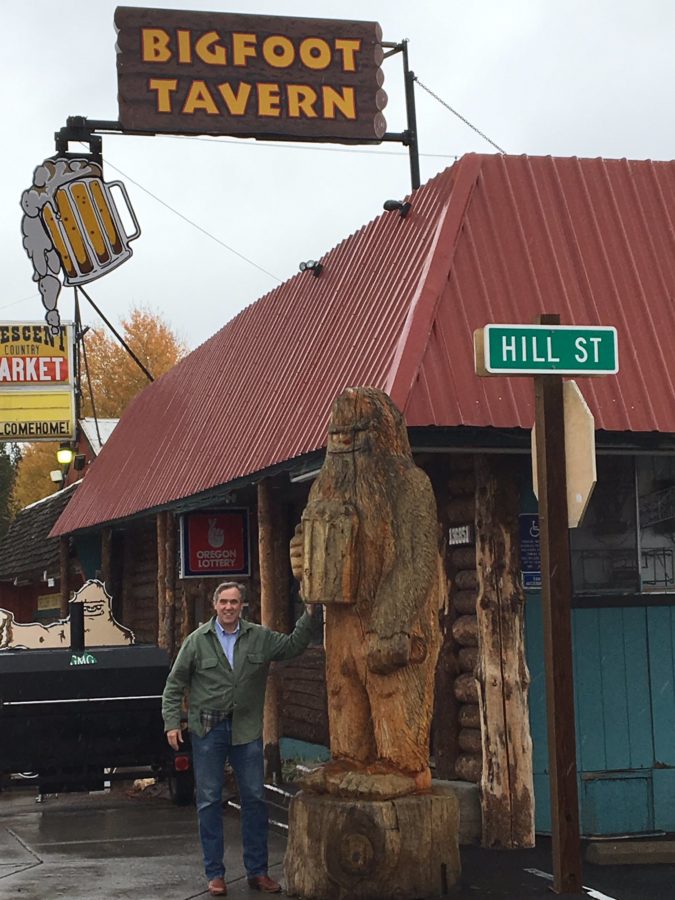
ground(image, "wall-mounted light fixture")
xmin=299 ymin=259 xmax=323 ymax=277
xmin=383 ymin=199 xmax=411 ymax=218
xmin=56 ymin=443 xmax=75 ymax=466
xmin=55 ymin=442 xmax=75 ymax=490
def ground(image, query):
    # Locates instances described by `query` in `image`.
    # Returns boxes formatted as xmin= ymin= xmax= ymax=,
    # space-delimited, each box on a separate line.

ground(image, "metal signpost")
xmin=474 ymin=313 xmax=619 ymax=895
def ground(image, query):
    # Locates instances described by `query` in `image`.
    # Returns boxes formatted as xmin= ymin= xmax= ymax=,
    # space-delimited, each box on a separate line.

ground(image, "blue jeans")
xmin=191 ymin=719 xmax=268 ymax=880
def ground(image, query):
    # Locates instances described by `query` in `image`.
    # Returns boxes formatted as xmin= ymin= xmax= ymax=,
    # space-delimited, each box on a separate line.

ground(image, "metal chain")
xmin=414 ymin=76 xmax=506 ymax=154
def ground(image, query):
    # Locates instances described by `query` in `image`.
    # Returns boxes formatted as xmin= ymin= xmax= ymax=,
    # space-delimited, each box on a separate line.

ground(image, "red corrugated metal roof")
xmin=53 ymin=153 xmax=675 ymax=535
xmin=404 ymin=155 xmax=675 ymax=431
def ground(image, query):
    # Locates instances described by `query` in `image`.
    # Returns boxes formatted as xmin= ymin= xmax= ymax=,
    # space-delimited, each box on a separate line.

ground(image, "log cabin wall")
xmin=277 ymin=487 xmax=330 ymax=748
xmin=441 ymin=455 xmax=482 ymax=784
xmin=120 ymin=519 xmax=158 ymax=643
xmin=422 ymin=456 xmax=459 ymax=779
xmin=280 ymin=646 xmax=329 ymax=746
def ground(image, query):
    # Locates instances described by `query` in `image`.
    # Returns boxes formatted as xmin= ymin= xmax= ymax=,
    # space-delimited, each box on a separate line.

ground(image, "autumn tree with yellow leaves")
xmin=11 ymin=307 xmax=187 ymax=509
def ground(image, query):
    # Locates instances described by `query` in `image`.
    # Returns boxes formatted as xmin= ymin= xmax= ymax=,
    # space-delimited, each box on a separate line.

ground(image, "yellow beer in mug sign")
xmin=41 ymin=176 xmax=140 ymax=285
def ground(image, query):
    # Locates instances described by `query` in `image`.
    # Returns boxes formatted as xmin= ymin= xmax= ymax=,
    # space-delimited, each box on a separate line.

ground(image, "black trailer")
xmin=0 ymin=623 xmax=193 ymax=803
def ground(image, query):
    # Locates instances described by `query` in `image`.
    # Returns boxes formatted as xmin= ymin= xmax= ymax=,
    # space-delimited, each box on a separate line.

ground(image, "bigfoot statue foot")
xmin=300 ymin=758 xmax=431 ymax=800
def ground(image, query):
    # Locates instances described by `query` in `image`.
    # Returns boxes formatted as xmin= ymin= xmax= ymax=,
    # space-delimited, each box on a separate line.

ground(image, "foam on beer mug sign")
xmin=474 ymin=324 xmax=618 ymax=376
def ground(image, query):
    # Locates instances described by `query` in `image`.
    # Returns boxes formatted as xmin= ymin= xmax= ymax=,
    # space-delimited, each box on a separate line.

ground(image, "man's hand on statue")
xmin=166 ymin=728 xmax=183 ymax=751
xmin=289 ymin=523 xmax=304 ymax=582
xmin=366 ymin=632 xmax=411 ymax=674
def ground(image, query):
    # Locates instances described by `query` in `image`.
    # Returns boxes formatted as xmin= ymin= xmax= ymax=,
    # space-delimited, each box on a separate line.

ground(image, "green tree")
xmin=0 ymin=444 xmax=20 ymax=536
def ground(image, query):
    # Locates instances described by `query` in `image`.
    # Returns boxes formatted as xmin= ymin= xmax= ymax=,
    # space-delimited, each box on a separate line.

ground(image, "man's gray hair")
xmin=212 ymin=581 xmax=247 ymax=605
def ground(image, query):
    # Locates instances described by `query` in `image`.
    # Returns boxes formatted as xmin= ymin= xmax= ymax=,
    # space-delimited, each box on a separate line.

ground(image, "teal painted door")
xmin=526 ymin=596 xmax=675 ymax=835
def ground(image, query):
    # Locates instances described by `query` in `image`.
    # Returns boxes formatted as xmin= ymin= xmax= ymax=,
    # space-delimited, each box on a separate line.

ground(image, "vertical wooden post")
xmin=121 ymin=531 xmax=134 ymax=630
xmin=534 ymin=316 xmax=583 ymax=893
xmin=475 ymin=455 xmax=534 ymax=848
xmin=101 ymin=527 xmax=112 ymax=591
xmin=165 ymin=512 xmax=176 ymax=657
xmin=178 ymin=582 xmax=191 ymax=645
xmin=258 ymin=479 xmax=290 ymax=784
xmin=156 ymin=511 xmax=169 ymax=652
xmin=59 ymin=536 xmax=70 ymax=617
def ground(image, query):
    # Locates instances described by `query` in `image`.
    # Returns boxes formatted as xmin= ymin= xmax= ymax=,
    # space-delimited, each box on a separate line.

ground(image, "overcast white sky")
xmin=2 ymin=0 xmax=673 ymax=351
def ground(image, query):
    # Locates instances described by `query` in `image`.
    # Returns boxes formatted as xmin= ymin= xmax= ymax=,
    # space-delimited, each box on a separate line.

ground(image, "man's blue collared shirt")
xmin=215 ymin=619 xmax=240 ymax=668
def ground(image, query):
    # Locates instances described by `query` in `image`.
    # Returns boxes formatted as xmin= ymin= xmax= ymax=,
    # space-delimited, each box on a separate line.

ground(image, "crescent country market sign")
xmin=115 ymin=7 xmax=388 ymax=141
xmin=0 ymin=322 xmax=75 ymax=441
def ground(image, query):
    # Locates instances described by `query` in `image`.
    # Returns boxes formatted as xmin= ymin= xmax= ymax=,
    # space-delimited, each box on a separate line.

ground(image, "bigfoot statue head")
xmin=327 ymin=387 xmax=412 ymax=461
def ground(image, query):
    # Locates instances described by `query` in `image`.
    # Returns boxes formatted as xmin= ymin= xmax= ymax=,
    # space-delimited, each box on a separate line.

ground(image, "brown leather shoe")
xmin=208 ymin=877 xmax=227 ymax=896
xmin=247 ymin=874 xmax=281 ymax=893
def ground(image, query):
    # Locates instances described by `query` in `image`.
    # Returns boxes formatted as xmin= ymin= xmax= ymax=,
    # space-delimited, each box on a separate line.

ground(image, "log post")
xmin=258 ymin=479 xmax=290 ymax=784
xmin=101 ymin=527 xmax=112 ymax=591
xmin=474 ymin=454 xmax=534 ymax=848
xmin=121 ymin=531 xmax=134 ymax=631
xmin=165 ymin=512 xmax=177 ymax=657
xmin=285 ymin=790 xmax=461 ymax=900
xmin=59 ymin=536 xmax=70 ymax=617
xmin=178 ymin=583 xmax=191 ymax=645
xmin=156 ymin=511 xmax=170 ymax=652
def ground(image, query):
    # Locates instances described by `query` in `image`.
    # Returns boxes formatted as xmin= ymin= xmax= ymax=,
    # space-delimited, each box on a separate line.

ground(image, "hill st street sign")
xmin=474 ymin=324 xmax=618 ymax=376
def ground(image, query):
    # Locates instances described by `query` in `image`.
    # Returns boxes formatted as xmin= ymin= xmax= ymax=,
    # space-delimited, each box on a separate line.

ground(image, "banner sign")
xmin=180 ymin=508 xmax=250 ymax=578
xmin=0 ymin=322 xmax=75 ymax=442
xmin=115 ymin=7 xmax=387 ymax=142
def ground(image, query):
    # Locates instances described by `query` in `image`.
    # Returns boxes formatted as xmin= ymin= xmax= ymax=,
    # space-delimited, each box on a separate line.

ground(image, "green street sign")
xmin=474 ymin=324 xmax=618 ymax=376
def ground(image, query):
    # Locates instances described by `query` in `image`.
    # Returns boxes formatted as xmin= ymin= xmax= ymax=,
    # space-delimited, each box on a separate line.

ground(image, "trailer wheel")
xmin=169 ymin=769 xmax=195 ymax=806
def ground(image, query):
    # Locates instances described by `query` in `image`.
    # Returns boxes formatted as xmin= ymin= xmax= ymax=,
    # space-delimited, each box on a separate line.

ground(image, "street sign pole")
xmin=474 ymin=311 xmax=618 ymax=894
xmin=534 ymin=314 xmax=583 ymax=894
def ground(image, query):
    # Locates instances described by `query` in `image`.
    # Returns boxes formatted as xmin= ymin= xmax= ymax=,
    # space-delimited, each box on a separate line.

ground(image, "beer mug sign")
xmin=21 ymin=158 xmax=141 ymax=333
xmin=43 ymin=176 xmax=140 ymax=285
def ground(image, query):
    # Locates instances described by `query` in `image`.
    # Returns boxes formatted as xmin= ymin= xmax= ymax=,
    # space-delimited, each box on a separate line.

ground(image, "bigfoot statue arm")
xmin=366 ymin=466 xmax=439 ymax=675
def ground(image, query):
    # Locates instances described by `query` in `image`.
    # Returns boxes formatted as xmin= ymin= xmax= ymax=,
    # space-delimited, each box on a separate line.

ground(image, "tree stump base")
xmin=284 ymin=788 xmax=461 ymax=899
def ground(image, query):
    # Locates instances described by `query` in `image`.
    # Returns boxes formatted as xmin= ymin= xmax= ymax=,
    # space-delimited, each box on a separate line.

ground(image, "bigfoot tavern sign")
xmin=115 ymin=7 xmax=388 ymax=142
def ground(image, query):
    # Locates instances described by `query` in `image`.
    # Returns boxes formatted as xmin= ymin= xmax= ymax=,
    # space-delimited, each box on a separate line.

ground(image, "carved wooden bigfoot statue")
xmin=291 ymin=387 xmax=444 ymax=797
xmin=285 ymin=390 xmax=459 ymax=899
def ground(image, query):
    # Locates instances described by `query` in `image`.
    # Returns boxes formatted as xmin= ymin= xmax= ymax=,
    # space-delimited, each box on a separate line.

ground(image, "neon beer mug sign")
xmin=21 ymin=158 xmax=140 ymax=332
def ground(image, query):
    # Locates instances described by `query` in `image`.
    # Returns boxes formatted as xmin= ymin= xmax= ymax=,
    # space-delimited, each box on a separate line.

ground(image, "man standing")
xmin=163 ymin=581 xmax=313 ymax=896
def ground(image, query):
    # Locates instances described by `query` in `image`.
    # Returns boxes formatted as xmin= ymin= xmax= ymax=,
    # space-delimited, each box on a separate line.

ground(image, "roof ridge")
xmin=385 ymin=154 xmax=484 ymax=410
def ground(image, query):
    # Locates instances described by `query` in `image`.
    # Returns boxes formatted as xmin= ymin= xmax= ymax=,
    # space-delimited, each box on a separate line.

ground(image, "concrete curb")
xmin=586 ymin=840 xmax=675 ymax=866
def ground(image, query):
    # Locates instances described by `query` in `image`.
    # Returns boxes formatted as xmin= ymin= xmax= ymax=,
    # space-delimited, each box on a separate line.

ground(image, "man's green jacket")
xmin=162 ymin=612 xmax=312 ymax=744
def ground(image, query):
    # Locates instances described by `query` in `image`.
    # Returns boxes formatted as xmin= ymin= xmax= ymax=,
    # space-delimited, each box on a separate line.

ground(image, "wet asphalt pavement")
xmin=1 ymin=786 xmax=675 ymax=899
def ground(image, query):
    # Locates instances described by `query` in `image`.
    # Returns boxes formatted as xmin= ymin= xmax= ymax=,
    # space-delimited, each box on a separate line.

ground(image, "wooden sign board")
xmin=115 ymin=7 xmax=387 ymax=142
xmin=532 ymin=379 xmax=596 ymax=528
